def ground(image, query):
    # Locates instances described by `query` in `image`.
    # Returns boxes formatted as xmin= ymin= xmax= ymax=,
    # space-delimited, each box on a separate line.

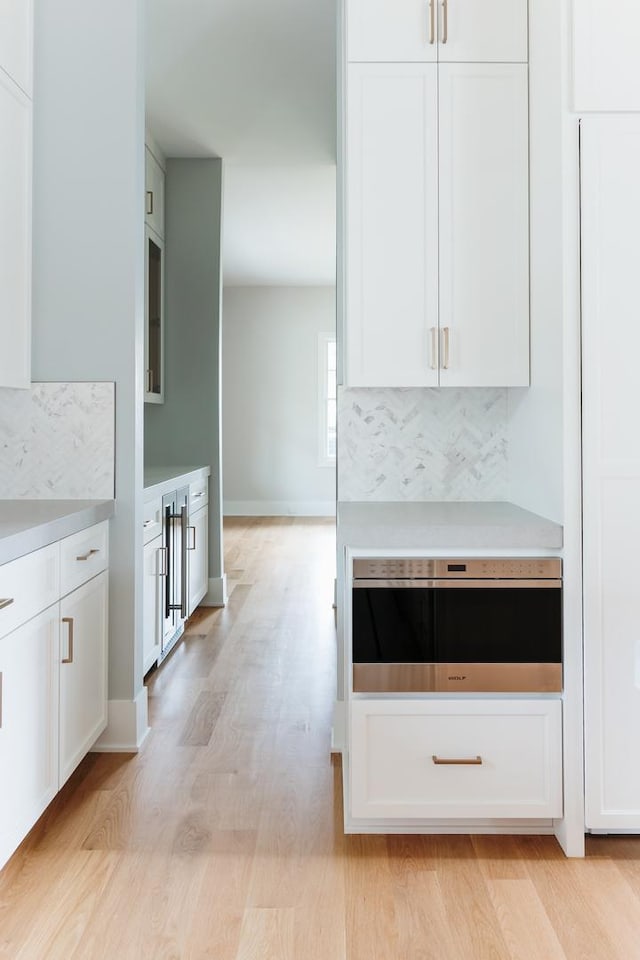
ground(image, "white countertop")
xmin=337 ymin=501 xmax=563 ymax=550
xmin=0 ymin=500 xmax=115 ymax=566
xmin=144 ymin=465 xmax=210 ymax=501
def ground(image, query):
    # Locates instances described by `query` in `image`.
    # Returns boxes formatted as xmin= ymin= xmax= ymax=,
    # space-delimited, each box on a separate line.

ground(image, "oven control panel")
xmin=352 ymin=557 xmax=562 ymax=580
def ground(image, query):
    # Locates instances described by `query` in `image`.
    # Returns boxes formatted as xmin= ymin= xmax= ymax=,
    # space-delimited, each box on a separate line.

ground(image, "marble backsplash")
xmin=338 ymin=387 xmax=508 ymax=501
xmin=0 ymin=382 xmax=115 ymax=499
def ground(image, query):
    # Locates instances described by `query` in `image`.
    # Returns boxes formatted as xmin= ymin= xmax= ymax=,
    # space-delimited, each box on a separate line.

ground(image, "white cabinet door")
xmin=0 ymin=71 xmax=31 ymax=389
xmin=581 ymin=118 xmax=640 ymax=830
xmin=0 ymin=607 xmax=59 ymax=871
xmin=573 ymin=0 xmax=640 ymax=112
xmin=143 ymin=535 xmax=162 ymax=674
xmin=145 ymin=147 xmax=165 ymax=239
xmin=346 ymin=63 xmax=439 ymax=387
xmin=59 ymin=571 xmax=108 ymax=787
xmin=0 ymin=0 xmax=32 ymax=95
xmin=347 ymin=0 xmax=437 ymax=63
xmin=188 ymin=505 xmax=208 ymax=617
xmin=438 ymin=63 xmax=529 ymax=387
xmin=346 ymin=0 xmax=526 ymax=63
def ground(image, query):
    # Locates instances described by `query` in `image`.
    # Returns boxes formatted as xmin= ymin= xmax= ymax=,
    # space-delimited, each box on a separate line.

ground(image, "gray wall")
xmin=31 ymin=0 xmax=145 ymax=704
xmin=222 ymin=286 xmax=336 ymax=515
xmin=145 ymin=159 xmax=224 ymax=584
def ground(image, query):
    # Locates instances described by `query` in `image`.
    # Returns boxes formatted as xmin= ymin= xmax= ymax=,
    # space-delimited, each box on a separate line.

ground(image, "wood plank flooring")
xmin=2 ymin=516 xmax=640 ymax=958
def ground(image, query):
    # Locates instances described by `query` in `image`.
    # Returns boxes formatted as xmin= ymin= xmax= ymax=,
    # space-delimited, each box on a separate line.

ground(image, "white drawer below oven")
xmin=350 ymin=698 xmax=562 ymax=821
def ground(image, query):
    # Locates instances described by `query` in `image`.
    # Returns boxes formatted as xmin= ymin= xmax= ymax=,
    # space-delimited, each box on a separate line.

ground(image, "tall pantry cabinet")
xmin=0 ymin=0 xmax=32 ymax=389
xmin=343 ymin=0 xmax=530 ymax=387
xmin=581 ymin=119 xmax=640 ymax=830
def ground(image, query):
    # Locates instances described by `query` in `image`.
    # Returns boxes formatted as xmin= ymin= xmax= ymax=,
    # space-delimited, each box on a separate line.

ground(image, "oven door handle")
xmin=353 ymin=578 xmax=562 ymax=589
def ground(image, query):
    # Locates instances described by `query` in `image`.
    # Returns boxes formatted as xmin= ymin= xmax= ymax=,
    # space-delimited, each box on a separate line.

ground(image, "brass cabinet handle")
xmin=158 ymin=546 xmax=168 ymax=577
xmin=428 ymin=0 xmax=435 ymax=43
xmin=429 ymin=327 xmax=438 ymax=369
xmin=76 ymin=548 xmax=99 ymax=561
xmin=62 ymin=617 xmax=74 ymax=664
xmin=146 ymin=190 xmax=154 ymax=216
xmin=441 ymin=0 xmax=448 ymax=43
xmin=146 ymin=369 xmax=153 ymax=393
xmin=433 ymin=755 xmax=482 ymax=765
xmin=187 ymin=526 xmax=196 ymax=551
xmin=441 ymin=327 xmax=450 ymax=369
xmin=192 ymin=491 xmax=204 ymax=499
xmin=0 ymin=598 xmax=14 ymax=610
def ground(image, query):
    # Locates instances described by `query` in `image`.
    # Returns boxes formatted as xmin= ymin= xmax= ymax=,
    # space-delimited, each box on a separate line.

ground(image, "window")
xmin=318 ymin=333 xmax=337 ymax=466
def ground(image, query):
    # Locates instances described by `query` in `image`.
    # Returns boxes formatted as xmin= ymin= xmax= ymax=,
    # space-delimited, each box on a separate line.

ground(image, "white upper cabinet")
xmin=346 ymin=64 xmax=439 ymax=387
xmin=0 ymin=72 xmax=32 ymax=390
xmin=573 ymin=0 xmax=640 ymax=112
xmin=0 ymin=0 xmax=33 ymax=95
xmin=347 ymin=0 xmax=527 ymax=63
xmin=145 ymin=147 xmax=165 ymax=240
xmin=438 ymin=64 xmax=529 ymax=387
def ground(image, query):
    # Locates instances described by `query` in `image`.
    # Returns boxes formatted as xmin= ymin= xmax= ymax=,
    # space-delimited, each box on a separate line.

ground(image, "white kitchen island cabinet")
xmin=0 ymin=513 xmax=111 ymax=871
xmin=343 ymin=0 xmax=530 ymax=388
xmin=581 ymin=118 xmax=640 ymax=831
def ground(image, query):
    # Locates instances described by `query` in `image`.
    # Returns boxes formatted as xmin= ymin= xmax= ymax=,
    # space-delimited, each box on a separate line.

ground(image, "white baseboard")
xmin=201 ymin=574 xmax=228 ymax=607
xmin=331 ymin=699 xmax=346 ymax=753
xmin=223 ymin=500 xmax=336 ymax=517
xmin=92 ymin=688 xmax=150 ymax=753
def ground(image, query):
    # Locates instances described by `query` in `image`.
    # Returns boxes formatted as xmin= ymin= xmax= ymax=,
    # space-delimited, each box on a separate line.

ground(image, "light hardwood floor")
xmin=1 ymin=516 xmax=640 ymax=959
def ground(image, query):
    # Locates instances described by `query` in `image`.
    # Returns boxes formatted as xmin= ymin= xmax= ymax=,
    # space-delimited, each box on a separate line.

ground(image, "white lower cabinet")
xmin=188 ymin=504 xmax=208 ymax=616
xmin=349 ymin=698 xmax=562 ymax=822
xmin=59 ymin=571 xmax=108 ymax=788
xmin=0 ymin=607 xmax=59 ymax=869
xmin=0 ymin=520 xmax=109 ymax=870
xmin=143 ymin=534 xmax=162 ymax=674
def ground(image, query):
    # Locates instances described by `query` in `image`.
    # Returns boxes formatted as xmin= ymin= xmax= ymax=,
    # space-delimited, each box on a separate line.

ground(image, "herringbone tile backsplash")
xmin=338 ymin=387 xmax=507 ymax=501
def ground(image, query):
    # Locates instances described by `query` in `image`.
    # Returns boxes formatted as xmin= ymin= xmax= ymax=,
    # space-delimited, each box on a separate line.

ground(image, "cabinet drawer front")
xmin=143 ymin=496 xmax=163 ymax=545
xmin=350 ymin=699 xmax=562 ymax=820
xmin=0 ymin=543 xmax=59 ymax=639
xmin=189 ymin=478 xmax=208 ymax=512
xmin=60 ymin=521 xmax=109 ymax=597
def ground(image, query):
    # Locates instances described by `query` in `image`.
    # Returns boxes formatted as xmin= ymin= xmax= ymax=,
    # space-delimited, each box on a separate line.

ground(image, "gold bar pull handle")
xmin=158 ymin=546 xmax=168 ymax=577
xmin=441 ymin=0 xmax=448 ymax=43
xmin=76 ymin=548 xmax=99 ymax=562
xmin=433 ymin=755 xmax=482 ymax=765
xmin=62 ymin=617 xmax=74 ymax=664
xmin=0 ymin=598 xmax=14 ymax=610
xmin=428 ymin=0 xmax=435 ymax=43
xmin=187 ymin=526 xmax=196 ymax=551
xmin=146 ymin=190 xmax=154 ymax=216
xmin=429 ymin=327 xmax=438 ymax=369
xmin=441 ymin=327 xmax=450 ymax=369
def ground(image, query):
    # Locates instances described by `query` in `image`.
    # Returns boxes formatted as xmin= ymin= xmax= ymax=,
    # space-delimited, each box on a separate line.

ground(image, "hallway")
xmin=1 ymin=518 xmax=640 ymax=959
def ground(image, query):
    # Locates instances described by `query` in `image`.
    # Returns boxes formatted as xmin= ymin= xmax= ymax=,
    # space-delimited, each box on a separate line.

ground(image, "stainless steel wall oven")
xmin=352 ymin=557 xmax=562 ymax=693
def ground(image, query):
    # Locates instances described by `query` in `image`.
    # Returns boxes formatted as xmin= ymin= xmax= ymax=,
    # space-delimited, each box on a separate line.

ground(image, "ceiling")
xmin=145 ymin=0 xmax=337 ymax=286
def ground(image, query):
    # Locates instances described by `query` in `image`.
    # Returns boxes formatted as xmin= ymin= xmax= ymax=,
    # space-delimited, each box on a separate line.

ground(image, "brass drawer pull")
xmin=76 ymin=548 xmax=100 ymax=562
xmin=146 ymin=190 xmax=154 ymax=216
xmin=158 ymin=546 xmax=168 ymax=577
xmin=428 ymin=0 xmax=435 ymax=43
xmin=432 ymin=755 xmax=483 ymax=765
xmin=62 ymin=617 xmax=74 ymax=664
xmin=0 ymin=598 xmax=14 ymax=610
xmin=187 ymin=526 xmax=196 ymax=551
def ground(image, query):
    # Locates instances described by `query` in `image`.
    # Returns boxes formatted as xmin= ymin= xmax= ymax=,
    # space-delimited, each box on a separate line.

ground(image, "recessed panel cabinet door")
xmin=573 ymin=0 xmax=640 ymax=112
xmin=143 ymin=536 xmax=162 ymax=674
xmin=0 ymin=72 xmax=31 ymax=390
xmin=346 ymin=0 xmax=527 ymax=63
xmin=346 ymin=63 xmax=439 ymax=387
xmin=59 ymin=572 xmax=108 ymax=787
xmin=0 ymin=607 xmax=59 ymax=870
xmin=438 ymin=63 xmax=529 ymax=387
xmin=582 ymin=118 xmax=640 ymax=829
